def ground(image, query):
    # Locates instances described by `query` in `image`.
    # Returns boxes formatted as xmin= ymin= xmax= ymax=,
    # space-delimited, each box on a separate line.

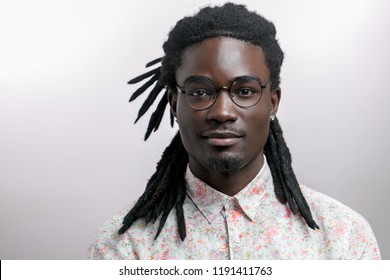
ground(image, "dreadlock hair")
xmin=119 ymin=2 xmax=319 ymax=241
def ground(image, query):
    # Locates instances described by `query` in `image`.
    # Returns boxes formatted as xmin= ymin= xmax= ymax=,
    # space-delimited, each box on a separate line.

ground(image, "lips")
xmin=201 ymin=130 xmax=243 ymax=147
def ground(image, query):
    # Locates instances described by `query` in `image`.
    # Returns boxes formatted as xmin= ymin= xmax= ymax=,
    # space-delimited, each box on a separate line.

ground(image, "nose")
xmin=206 ymin=90 xmax=238 ymax=123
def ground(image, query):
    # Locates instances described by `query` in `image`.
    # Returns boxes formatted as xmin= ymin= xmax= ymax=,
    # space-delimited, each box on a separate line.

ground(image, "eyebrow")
xmin=182 ymin=75 xmax=264 ymax=85
xmin=182 ymin=75 xmax=213 ymax=85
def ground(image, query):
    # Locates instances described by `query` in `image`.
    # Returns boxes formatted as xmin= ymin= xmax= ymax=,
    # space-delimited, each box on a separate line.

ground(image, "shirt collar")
xmin=185 ymin=156 xmax=272 ymax=224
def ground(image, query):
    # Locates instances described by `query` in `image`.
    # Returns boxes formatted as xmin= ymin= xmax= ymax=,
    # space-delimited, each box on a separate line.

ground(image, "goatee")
xmin=205 ymin=155 xmax=242 ymax=174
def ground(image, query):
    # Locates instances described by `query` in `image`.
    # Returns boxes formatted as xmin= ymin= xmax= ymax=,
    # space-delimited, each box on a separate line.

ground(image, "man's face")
xmin=171 ymin=37 xmax=280 ymax=176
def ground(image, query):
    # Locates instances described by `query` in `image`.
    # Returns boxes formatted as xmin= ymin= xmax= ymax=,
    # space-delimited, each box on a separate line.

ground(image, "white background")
xmin=0 ymin=0 xmax=389 ymax=259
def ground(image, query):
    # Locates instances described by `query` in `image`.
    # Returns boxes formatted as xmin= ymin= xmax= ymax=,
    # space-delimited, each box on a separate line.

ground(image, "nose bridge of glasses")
xmin=214 ymin=84 xmax=236 ymax=101
xmin=216 ymin=85 xmax=233 ymax=94
xmin=212 ymin=85 xmax=237 ymax=110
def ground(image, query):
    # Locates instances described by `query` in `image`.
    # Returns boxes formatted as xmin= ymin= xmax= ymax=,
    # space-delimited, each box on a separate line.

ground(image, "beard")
xmin=203 ymin=152 xmax=244 ymax=174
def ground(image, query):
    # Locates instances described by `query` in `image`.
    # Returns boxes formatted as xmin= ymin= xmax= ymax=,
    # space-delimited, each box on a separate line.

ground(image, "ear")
xmin=270 ymin=87 xmax=281 ymax=116
xmin=168 ymin=89 xmax=178 ymax=118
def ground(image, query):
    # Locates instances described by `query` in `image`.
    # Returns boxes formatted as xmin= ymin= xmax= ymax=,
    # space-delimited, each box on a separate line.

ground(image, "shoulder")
xmin=300 ymin=185 xmax=361 ymax=220
xmin=300 ymin=184 xmax=370 ymax=230
xmin=86 ymin=203 xmax=136 ymax=259
xmin=300 ymin=185 xmax=381 ymax=259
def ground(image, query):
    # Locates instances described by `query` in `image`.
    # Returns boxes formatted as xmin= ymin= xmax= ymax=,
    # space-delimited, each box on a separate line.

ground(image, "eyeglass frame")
xmin=175 ymin=75 xmax=270 ymax=111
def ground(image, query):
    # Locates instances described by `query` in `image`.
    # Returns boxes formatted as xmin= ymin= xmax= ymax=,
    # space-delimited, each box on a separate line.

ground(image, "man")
xmin=87 ymin=3 xmax=380 ymax=259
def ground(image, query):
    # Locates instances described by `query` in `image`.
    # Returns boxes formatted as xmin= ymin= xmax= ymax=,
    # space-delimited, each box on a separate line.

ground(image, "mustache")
xmin=199 ymin=125 xmax=245 ymax=138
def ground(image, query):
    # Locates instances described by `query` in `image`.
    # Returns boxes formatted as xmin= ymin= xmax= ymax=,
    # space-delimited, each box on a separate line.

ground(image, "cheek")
xmin=176 ymin=94 xmax=190 ymax=121
xmin=176 ymin=96 xmax=200 ymax=149
xmin=251 ymin=115 xmax=270 ymax=139
xmin=176 ymin=94 xmax=205 ymax=130
xmin=246 ymin=107 xmax=271 ymax=147
xmin=248 ymin=121 xmax=269 ymax=157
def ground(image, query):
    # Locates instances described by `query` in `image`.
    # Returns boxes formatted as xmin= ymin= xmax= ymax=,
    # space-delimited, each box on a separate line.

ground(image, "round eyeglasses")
xmin=176 ymin=75 xmax=269 ymax=110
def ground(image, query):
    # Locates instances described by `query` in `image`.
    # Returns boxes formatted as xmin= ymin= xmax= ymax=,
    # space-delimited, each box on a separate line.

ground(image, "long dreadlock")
xmin=118 ymin=3 xmax=319 ymax=241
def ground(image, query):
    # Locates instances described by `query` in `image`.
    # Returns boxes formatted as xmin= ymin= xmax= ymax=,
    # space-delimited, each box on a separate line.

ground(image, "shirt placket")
xmin=224 ymin=197 xmax=243 ymax=260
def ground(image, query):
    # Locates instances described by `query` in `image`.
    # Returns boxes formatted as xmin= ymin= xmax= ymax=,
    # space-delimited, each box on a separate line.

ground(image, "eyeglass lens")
xmin=184 ymin=76 xmax=263 ymax=110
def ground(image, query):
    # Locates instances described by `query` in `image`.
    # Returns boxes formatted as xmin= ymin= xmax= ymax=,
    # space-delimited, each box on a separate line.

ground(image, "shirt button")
xmin=234 ymin=236 xmax=240 ymax=243
xmin=226 ymin=199 xmax=235 ymax=209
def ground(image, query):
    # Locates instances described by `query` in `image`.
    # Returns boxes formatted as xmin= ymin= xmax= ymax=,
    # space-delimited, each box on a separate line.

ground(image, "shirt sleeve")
xmin=347 ymin=215 xmax=381 ymax=260
xmin=86 ymin=221 xmax=126 ymax=260
xmin=86 ymin=205 xmax=138 ymax=260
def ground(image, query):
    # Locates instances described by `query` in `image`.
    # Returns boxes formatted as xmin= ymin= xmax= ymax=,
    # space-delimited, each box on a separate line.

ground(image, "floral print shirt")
xmin=87 ymin=158 xmax=381 ymax=259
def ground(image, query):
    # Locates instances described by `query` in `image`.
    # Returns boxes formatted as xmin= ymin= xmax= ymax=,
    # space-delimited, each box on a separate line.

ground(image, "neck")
xmin=189 ymin=154 xmax=265 ymax=196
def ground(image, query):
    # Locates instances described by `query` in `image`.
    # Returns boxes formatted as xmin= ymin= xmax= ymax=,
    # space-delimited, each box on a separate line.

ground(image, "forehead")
xmin=176 ymin=37 xmax=269 ymax=85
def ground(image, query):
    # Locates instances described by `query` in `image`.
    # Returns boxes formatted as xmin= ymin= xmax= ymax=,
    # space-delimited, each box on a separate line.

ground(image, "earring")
xmin=270 ymin=115 xmax=276 ymax=121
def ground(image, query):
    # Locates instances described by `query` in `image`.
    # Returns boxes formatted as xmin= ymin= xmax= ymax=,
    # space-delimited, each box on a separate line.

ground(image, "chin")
xmin=204 ymin=154 xmax=244 ymax=174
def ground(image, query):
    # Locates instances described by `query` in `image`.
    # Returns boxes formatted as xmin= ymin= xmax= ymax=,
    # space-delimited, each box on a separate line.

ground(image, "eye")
xmin=188 ymin=89 xmax=212 ymax=98
xmin=236 ymin=88 xmax=255 ymax=97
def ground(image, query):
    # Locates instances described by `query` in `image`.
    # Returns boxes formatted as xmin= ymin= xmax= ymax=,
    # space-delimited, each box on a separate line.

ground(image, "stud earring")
xmin=270 ymin=115 xmax=276 ymax=121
